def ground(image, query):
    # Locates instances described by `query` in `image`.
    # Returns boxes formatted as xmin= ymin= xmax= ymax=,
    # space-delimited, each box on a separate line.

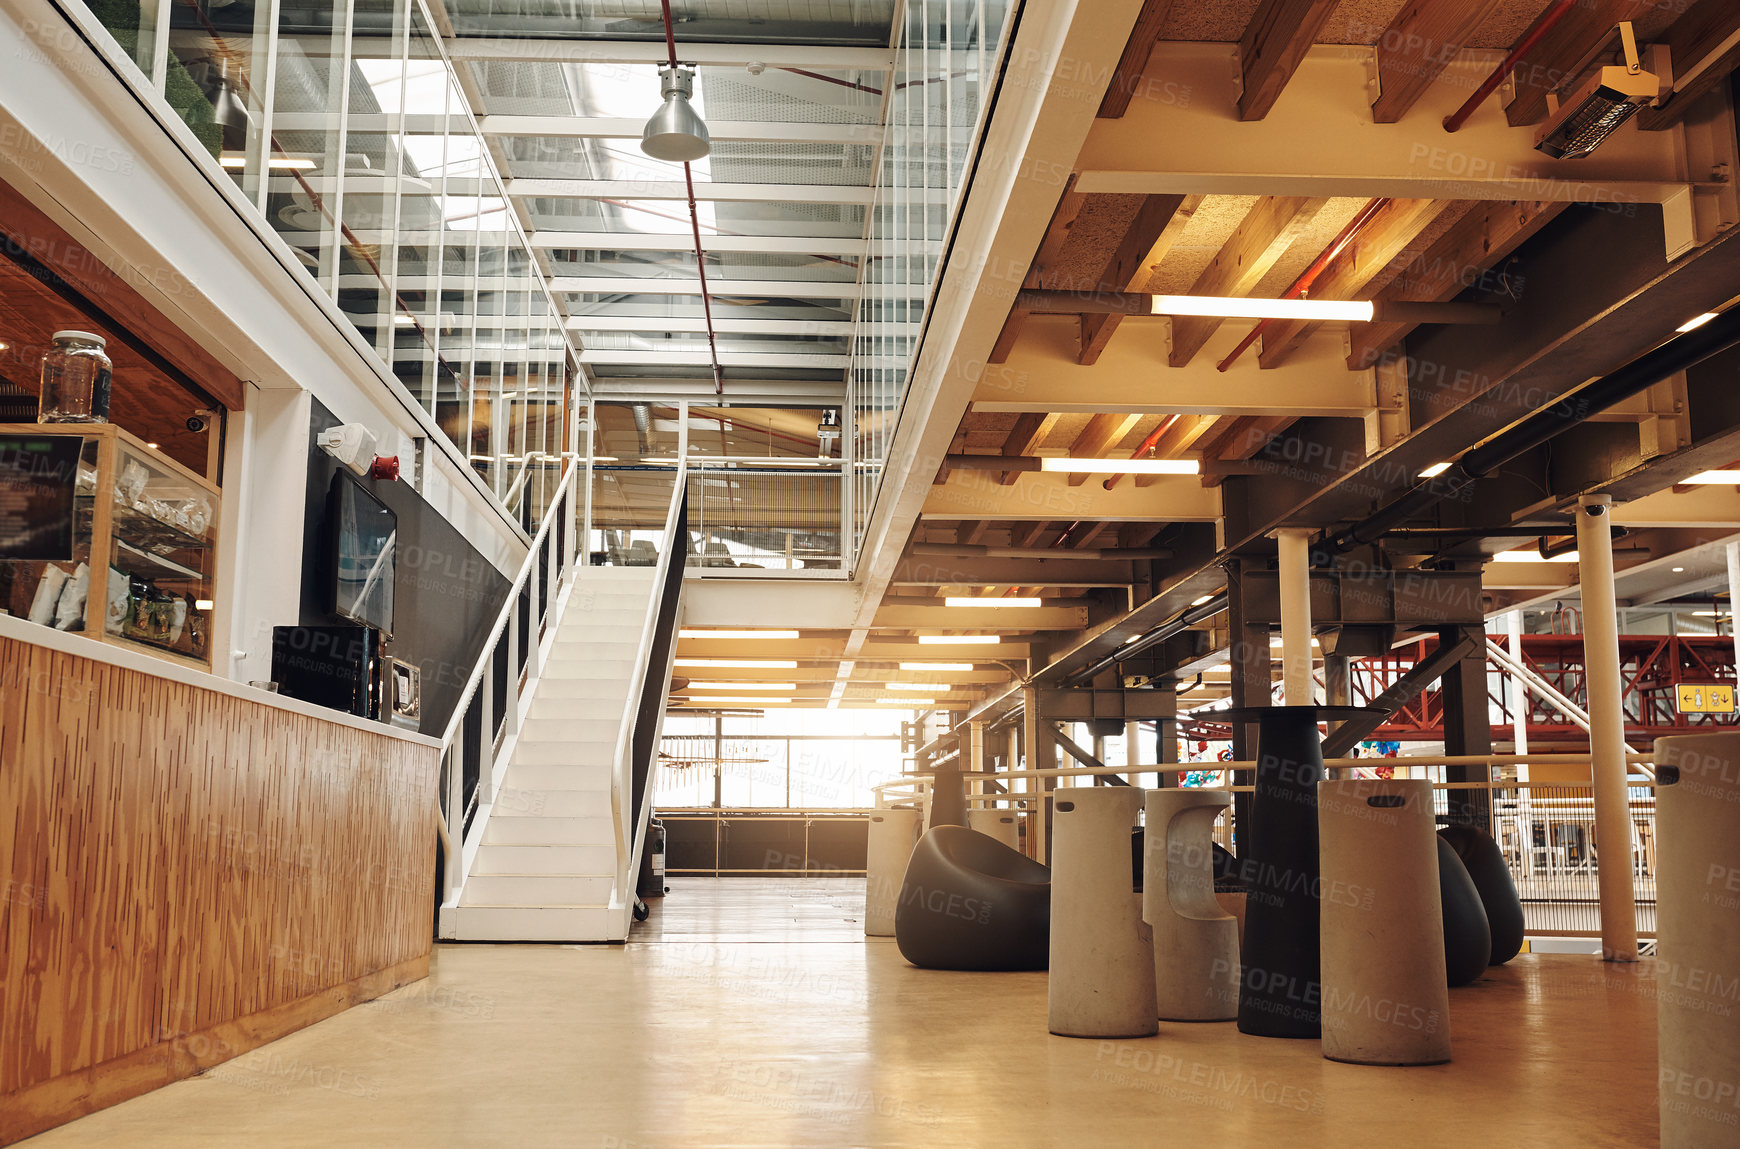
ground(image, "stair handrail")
xmin=436 ymin=456 xmax=580 ymax=905
xmin=607 ymin=463 xmax=689 ymax=922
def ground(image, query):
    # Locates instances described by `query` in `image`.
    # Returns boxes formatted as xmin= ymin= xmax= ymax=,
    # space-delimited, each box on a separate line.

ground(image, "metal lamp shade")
xmin=640 ymin=66 xmax=711 ymax=162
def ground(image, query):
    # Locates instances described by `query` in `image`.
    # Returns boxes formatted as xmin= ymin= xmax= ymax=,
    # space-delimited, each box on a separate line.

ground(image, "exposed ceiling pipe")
xmin=1216 ymin=198 xmax=1391 ymax=372
xmin=1103 ymin=414 xmax=1180 ymax=491
xmin=660 ymin=0 xmax=726 ymax=396
xmin=1070 ymin=591 xmax=1229 ymax=685
xmin=1327 ymin=306 xmax=1740 ymax=553
xmin=1443 ymin=0 xmax=1579 ymax=134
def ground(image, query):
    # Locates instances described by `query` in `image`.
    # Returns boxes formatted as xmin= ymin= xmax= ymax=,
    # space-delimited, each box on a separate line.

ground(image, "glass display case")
xmin=0 ymin=423 xmax=219 ymax=667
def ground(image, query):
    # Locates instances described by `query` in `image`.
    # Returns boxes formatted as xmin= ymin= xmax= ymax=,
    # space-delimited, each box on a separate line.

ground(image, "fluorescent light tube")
xmin=1419 ymin=462 xmax=1450 ymax=478
xmin=876 ymin=698 xmax=935 ymax=705
xmin=679 ymin=629 xmax=800 ymax=640
xmin=886 ymin=682 xmax=952 ymax=691
xmin=900 ymin=662 xmax=973 ymax=672
xmin=682 ymin=697 xmax=791 ymax=705
xmin=675 ymin=658 xmax=798 ymax=669
xmin=685 ymin=682 xmax=797 ymax=691
xmin=918 ymin=635 xmax=1001 ymax=645
xmin=1678 ymin=313 xmax=1720 ymax=333
xmin=1492 ymin=550 xmax=1580 ymax=563
xmin=1150 ymin=295 xmax=1375 ymax=322
xmin=1038 ymin=458 xmax=1200 ymax=475
xmin=1684 ymin=470 xmax=1740 ymax=484
xmin=945 ymin=597 xmax=1043 ymax=608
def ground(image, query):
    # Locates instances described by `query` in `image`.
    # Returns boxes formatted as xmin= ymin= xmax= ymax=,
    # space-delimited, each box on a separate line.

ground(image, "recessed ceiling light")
xmin=918 ymin=635 xmax=1001 ymax=645
xmin=685 ymin=682 xmax=797 ymax=691
xmin=1419 ymin=462 xmax=1451 ymax=478
xmin=674 ymin=658 xmax=798 ymax=669
xmin=900 ymin=662 xmax=973 ymax=671
xmin=679 ymin=629 xmax=800 ymax=640
xmin=1150 ymin=295 xmax=1375 ymax=322
xmin=945 ymin=596 xmax=1043 ymax=608
xmin=1677 ymin=312 xmax=1720 ymax=333
xmin=1038 ymin=458 xmax=1199 ymax=475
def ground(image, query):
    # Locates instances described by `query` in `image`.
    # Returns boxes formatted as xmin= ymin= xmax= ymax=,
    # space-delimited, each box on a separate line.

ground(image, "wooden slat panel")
xmin=1238 ymin=0 xmax=1343 ymax=121
xmin=1371 ymin=0 xmax=1510 ymax=123
xmin=0 ymin=633 xmax=439 ymax=1144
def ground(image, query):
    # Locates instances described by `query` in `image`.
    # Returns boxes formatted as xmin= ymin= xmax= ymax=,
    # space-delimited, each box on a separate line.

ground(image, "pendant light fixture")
xmin=641 ymin=64 xmax=711 ymax=162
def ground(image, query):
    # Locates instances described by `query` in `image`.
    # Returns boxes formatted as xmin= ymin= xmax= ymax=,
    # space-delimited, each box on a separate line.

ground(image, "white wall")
xmin=0 ymin=0 xmax=528 ymax=680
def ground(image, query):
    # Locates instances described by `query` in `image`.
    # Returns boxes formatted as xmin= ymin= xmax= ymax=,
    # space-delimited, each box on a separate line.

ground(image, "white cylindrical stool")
xmin=1655 ymin=733 xmax=1740 ymax=1148
xmin=969 ymin=809 xmax=1020 ymax=849
xmin=1143 ymin=789 xmax=1239 ymax=1021
xmin=1048 ymin=787 xmax=1157 ymax=1038
xmin=1317 ymin=778 xmax=1450 ymax=1065
xmin=865 ymin=809 xmax=921 ymax=937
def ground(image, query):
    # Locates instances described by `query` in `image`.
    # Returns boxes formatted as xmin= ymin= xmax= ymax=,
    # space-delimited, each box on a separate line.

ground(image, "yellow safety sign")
xmin=1676 ymin=683 xmax=1736 ymax=714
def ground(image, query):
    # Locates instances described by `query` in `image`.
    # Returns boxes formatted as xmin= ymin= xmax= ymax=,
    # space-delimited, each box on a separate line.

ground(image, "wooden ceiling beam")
xmin=1237 ymin=0 xmax=1343 ymax=122
xmin=1078 ymin=194 xmax=1194 ymax=365
xmin=1503 ymin=0 xmax=1658 ymax=127
xmin=1257 ymin=197 xmax=1453 ymax=369
xmin=1017 ymin=521 xmax=1056 ymax=549
xmin=1370 ymin=0 xmax=1509 ymax=124
xmin=1197 ymin=415 xmax=1294 ymax=487
xmin=1136 ymin=414 xmax=1218 ymax=486
xmin=1168 ymin=195 xmax=1326 ymax=367
xmin=1099 ymin=0 xmax=1176 ymax=118
xmin=1063 ymin=412 xmax=1144 ymax=486
xmin=989 ymin=180 xmax=1084 ymax=364
xmin=1637 ymin=0 xmax=1740 ymax=131
xmin=998 ymin=411 xmax=1060 ymax=485
xmin=1346 ymin=198 xmax=1568 ymax=370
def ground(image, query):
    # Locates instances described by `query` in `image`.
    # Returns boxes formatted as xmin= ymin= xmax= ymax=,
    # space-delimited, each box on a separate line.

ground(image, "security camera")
xmin=186 ymin=409 xmax=216 ymax=433
xmin=746 ymin=60 xmax=765 ymax=76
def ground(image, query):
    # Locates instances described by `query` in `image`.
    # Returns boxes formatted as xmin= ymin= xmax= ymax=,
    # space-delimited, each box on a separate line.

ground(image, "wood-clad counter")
xmin=0 ymin=617 xmax=441 ymax=1143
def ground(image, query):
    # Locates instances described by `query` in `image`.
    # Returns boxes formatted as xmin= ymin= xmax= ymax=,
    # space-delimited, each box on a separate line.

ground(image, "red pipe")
xmin=661 ymin=0 xmax=727 ymax=395
xmin=1443 ymin=0 xmax=1578 ymax=133
xmin=1102 ymin=414 xmax=1180 ymax=490
xmin=1215 ymin=197 xmax=1391 ymax=372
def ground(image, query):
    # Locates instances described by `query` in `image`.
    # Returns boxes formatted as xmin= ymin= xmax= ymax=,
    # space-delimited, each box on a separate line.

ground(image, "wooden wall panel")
xmin=0 ymin=633 xmax=439 ymax=1143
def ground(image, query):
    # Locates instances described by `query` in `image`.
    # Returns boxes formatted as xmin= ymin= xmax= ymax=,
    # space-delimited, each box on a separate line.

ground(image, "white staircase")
xmin=439 ymin=566 xmax=670 ymax=942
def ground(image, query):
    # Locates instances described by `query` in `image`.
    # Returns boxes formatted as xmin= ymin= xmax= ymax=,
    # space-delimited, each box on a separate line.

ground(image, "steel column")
xmin=1578 ymin=495 xmax=1640 ymax=962
xmin=1275 ymin=529 xmax=1315 ymax=705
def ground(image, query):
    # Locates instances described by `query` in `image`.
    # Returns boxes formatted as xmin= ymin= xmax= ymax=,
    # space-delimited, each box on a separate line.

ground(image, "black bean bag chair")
xmin=894 ymin=826 xmax=1051 ymax=971
xmin=1437 ymin=836 xmax=1493 ymax=987
xmin=1439 ymin=824 xmax=1526 ymax=965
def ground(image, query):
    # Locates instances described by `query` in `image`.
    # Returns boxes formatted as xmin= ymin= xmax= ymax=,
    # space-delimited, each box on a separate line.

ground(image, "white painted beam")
xmin=975 ymin=315 xmax=1381 ymax=418
xmin=568 ymin=315 xmax=856 ymax=336
xmin=530 ymin=232 xmax=869 ymax=256
xmin=922 ymin=471 xmax=1221 ymax=523
xmin=1080 ymin=43 xmax=1689 ymax=204
xmin=505 ymin=179 xmax=876 ymax=205
xmin=579 ymin=350 xmax=850 ymax=369
xmin=480 ymin=116 xmax=886 ymax=145
xmin=439 ymin=39 xmax=896 ymax=70
xmin=551 ymin=277 xmax=860 ymax=298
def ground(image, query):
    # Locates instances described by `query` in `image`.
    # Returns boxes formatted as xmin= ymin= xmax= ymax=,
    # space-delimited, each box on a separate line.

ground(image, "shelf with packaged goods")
xmin=0 ymin=422 xmax=220 ymax=669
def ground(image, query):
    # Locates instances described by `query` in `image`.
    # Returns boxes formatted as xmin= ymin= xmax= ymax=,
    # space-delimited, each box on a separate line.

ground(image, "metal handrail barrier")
xmin=437 ymin=456 xmax=580 ymax=908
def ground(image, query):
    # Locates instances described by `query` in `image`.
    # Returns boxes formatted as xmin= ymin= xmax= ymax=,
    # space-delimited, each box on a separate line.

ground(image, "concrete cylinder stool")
xmin=1655 ymin=733 xmax=1740 ymax=1148
xmin=1317 ymin=779 xmax=1451 ymax=1066
xmin=1048 ymin=787 xmax=1158 ymax=1038
xmin=969 ymin=809 xmax=1020 ymax=850
xmin=865 ymin=808 xmax=921 ymax=937
xmin=1143 ymin=789 xmax=1239 ymax=1021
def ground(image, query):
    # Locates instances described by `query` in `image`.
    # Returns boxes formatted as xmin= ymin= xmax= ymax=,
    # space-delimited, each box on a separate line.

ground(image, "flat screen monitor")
xmin=329 ymin=471 xmax=395 ymax=635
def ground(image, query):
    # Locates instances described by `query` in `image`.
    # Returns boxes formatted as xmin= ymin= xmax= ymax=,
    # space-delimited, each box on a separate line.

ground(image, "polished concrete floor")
xmin=28 ymin=879 xmax=1660 ymax=1147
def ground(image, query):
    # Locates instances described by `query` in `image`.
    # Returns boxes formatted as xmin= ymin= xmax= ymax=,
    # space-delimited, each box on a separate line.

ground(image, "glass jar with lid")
xmin=38 ymin=330 xmax=113 ymax=423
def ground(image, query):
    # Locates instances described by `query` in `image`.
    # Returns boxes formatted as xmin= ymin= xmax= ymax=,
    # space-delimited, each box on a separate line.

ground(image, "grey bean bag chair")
xmin=895 ymin=826 xmax=1051 ymax=971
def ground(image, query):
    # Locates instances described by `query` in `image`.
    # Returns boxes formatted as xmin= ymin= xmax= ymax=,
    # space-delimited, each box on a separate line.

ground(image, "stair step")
xmin=491 ymin=789 xmax=610 ymax=818
xmin=441 ymin=904 xmax=622 ymax=943
xmin=529 ymin=677 xmax=636 ymax=701
xmin=505 ymin=763 xmax=616 ymax=789
xmin=541 ymin=660 xmax=638 ymax=681
xmin=481 ymin=815 xmax=614 ymax=845
xmin=462 ymin=874 xmax=614 ymax=906
xmin=514 ymin=737 xmax=618 ymax=765
xmin=524 ymin=695 xmax=629 ymax=721
xmin=545 ymin=641 xmax=641 ymax=663
xmin=471 ymin=844 xmax=615 ymax=875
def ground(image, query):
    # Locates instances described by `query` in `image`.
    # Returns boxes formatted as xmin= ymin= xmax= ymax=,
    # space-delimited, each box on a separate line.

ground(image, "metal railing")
xmin=607 ymin=464 xmax=689 ymax=922
xmin=436 ymin=456 xmax=578 ymax=908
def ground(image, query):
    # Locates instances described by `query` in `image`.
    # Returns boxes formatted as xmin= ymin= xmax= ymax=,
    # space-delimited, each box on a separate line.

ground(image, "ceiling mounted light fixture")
xmin=641 ymin=64 xmax=711 ymax=162
xmin=1534 ymin=22 xmax=1661 ymax=160
xmin=1682 ymin=470 xmax=1740 ymax=484
xmin=1678 ymin=312 xmax=1721 ymax=333
xmin=1419 ymin=462 xmax=1451 ymax=478
xmin=917 ymin=635 xmax=1001 ymax=645
xmin=945 ymin=596 xmax=1043 ymax=608
xmin=1150 ymin=295 xmax=1375 ymax=322
xmin=1039 ymin=458 xmax=1200 ymax=475
xmin=900 ymin=662 xmax=973 ymax=672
